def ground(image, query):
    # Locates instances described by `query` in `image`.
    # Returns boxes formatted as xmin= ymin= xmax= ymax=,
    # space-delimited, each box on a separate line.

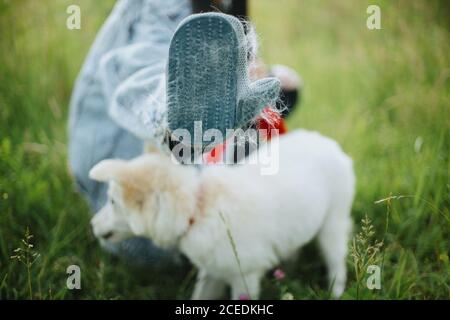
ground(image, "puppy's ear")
xmin=89 ymin=159 xmax=127 ymax=182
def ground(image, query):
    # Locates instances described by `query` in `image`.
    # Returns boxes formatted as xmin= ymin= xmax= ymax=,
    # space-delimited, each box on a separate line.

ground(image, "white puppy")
xmin=89 ymin=129 xmax=355 ymax=299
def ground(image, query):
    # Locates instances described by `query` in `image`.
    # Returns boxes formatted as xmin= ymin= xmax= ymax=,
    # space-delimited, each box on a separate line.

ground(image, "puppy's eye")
xmin=110 ymin=198 xmax=115 ymax=205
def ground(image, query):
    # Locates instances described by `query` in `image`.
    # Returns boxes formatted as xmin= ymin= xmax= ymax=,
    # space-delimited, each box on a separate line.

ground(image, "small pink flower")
xmin=239 ymin=294 xmax=250 ymax=300
xmin=273 ymin=268 xmax=286 ymax=281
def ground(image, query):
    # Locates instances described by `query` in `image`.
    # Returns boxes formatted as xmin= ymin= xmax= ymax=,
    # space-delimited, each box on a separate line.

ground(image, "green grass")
xmin=0 ymin=0 xmax=449 ymax=299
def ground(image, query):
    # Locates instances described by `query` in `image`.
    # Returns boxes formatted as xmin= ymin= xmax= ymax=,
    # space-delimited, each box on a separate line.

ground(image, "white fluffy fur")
xmin=89 ymin=129 xmax=355 ymax=299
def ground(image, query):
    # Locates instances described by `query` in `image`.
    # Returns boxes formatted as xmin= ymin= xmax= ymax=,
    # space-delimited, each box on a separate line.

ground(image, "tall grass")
xmin=0 ymin=0 xmax=448 ymax=299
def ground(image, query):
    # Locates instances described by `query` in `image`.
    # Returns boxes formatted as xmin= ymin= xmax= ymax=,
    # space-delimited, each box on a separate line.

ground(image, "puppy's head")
xmin=89 ymin=154 xmax=197 ymax=248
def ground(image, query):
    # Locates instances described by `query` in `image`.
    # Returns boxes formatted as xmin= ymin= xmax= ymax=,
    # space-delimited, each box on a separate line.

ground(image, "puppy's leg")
xmin=230 ymin=272 xmax=263 ymax=300
xmin=318 ymin=212 xmax=352 ymax=298
xmin=191 ymin=269 xmax=227 ymax=300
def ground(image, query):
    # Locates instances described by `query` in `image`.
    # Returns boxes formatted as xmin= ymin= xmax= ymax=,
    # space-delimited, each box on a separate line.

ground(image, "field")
xmin=0 ymin=0 xmax=448 ymax=299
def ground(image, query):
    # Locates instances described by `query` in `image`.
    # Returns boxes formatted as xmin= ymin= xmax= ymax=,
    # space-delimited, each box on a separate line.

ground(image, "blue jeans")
xmin=68 ymin=0 xmax=191 ymax=265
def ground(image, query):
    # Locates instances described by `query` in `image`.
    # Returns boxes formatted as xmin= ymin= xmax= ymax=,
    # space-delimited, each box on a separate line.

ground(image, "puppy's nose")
xmin=99 ymin=231 xmax=114 ymax=240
